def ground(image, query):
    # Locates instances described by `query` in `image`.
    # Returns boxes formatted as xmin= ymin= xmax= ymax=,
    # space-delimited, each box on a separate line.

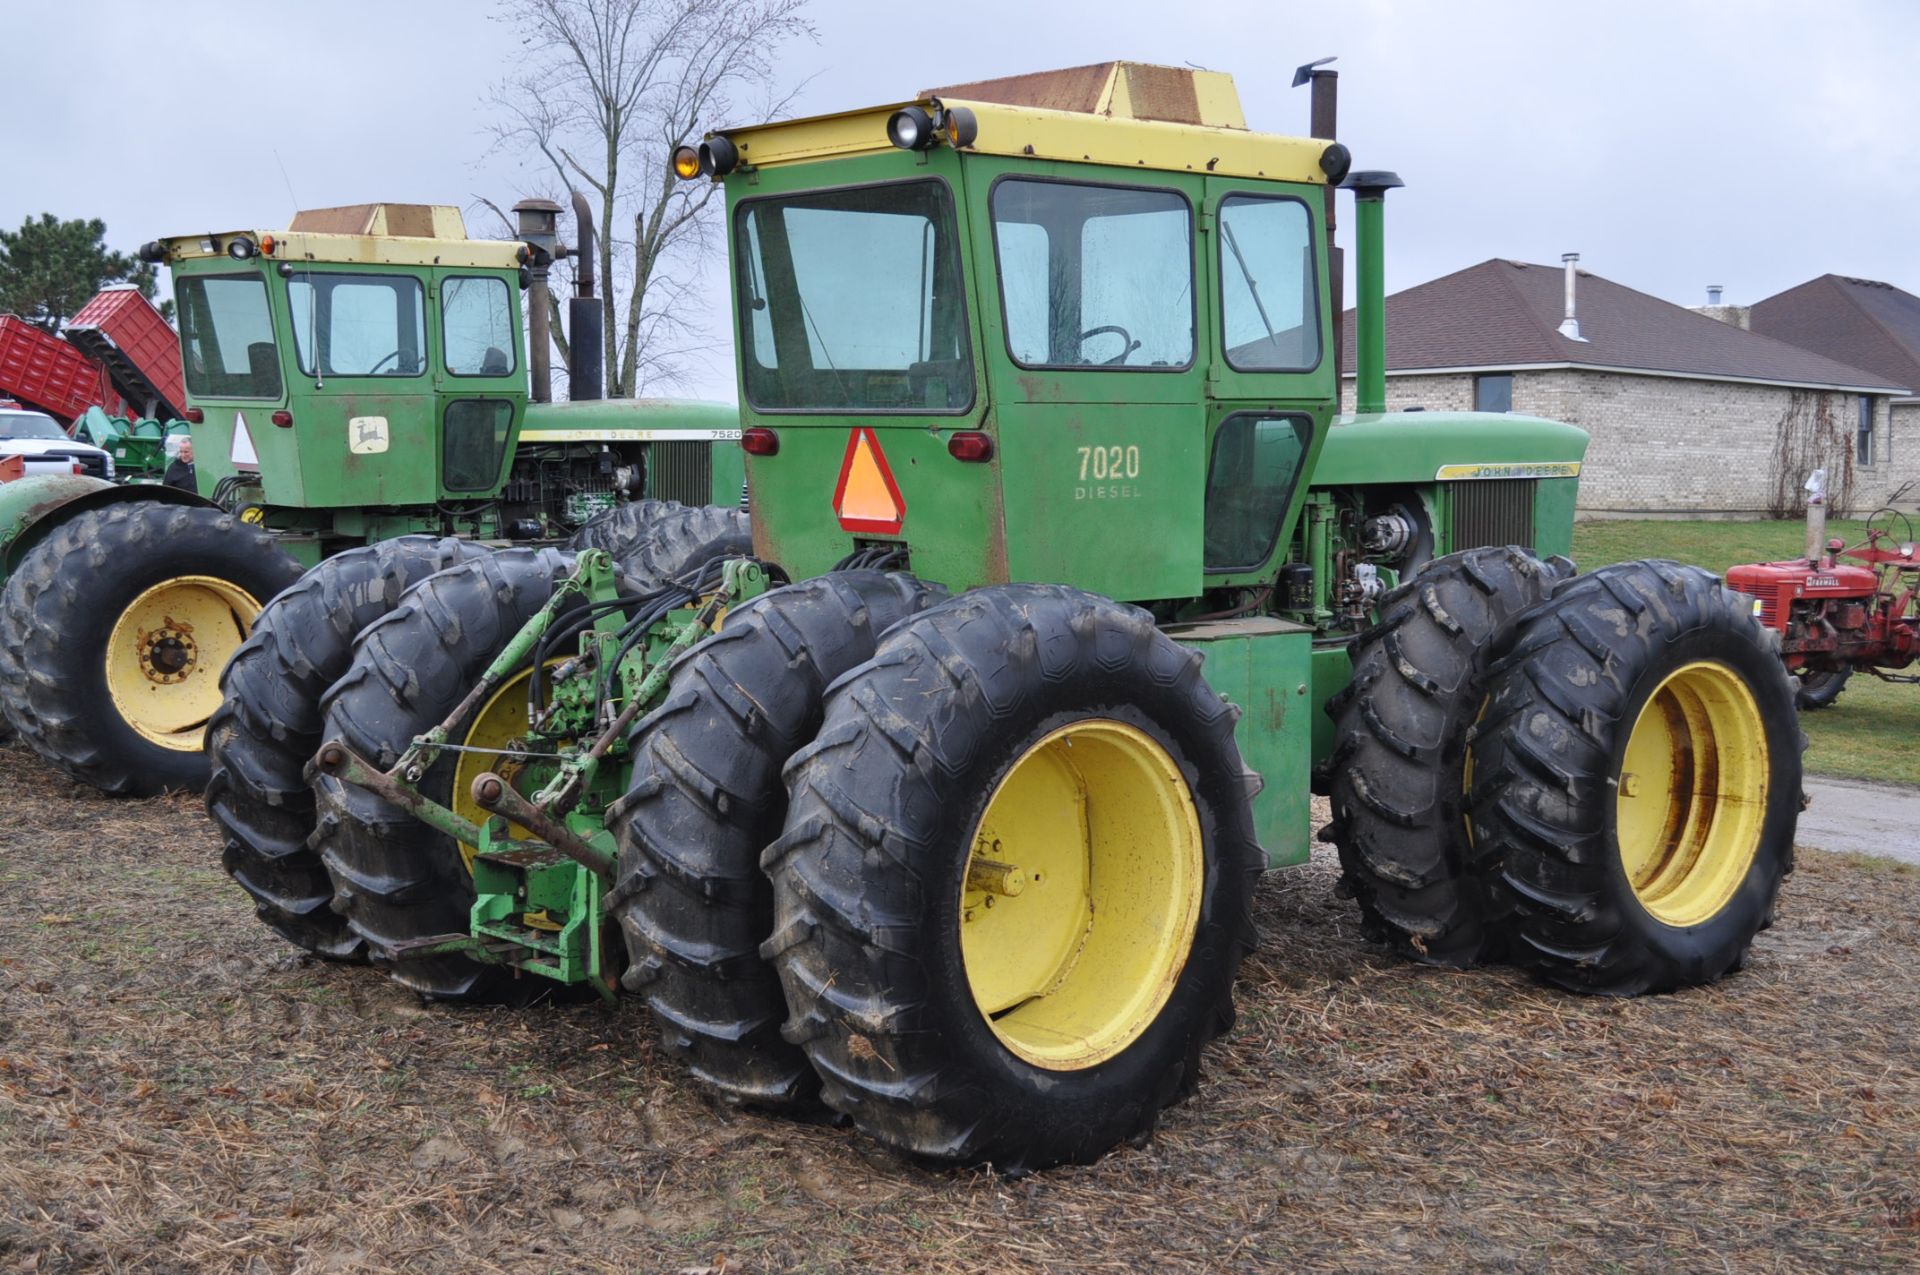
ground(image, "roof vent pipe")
xmin=1558 ymin=253 xmax=1587 ymax=342
xmin=1707 ymin=284 xmax=1724 ymax=305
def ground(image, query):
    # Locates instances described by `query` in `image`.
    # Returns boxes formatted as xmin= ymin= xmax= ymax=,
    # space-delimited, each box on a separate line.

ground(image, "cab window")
xmin=991 ymin=179 xmax=1194 ymax=370
xmin=1217 ymin=196 xmax=1320 ymax=371
xmin=1205 ymin=414 xmax=1312 ymax=571
xmin=442 ymin=276 xmax=517 ymax=377
xmin=176 ymin=274 xmax=282 ymax=399
xmin=288 ymin=272 xmax=427 ymax=377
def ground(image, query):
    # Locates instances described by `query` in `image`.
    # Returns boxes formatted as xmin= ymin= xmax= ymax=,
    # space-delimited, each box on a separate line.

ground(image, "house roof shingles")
xmin=1341 ymin=259 xmax=1909 ymax=394
xmin=1749 ymin=275 xmax=1920 ymax=399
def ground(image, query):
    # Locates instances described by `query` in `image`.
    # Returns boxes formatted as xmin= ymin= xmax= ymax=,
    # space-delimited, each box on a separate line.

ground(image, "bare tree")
xmin=487 ymin=0 xmax=814 ymax=397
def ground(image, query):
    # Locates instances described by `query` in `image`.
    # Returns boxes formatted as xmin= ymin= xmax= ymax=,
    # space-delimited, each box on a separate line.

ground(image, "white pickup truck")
xmin=0 ymin=402 xmax=114 ymax=479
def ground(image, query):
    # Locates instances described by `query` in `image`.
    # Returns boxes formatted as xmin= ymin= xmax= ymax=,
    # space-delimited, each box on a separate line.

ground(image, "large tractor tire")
xmin=206 ymin=536 xmax=491 ymax=960
xmin=567 ymin=499 xmax=680 ymax=558
xmin=1325 ymin=546 xmax=1572 ymax=968
xmin=0 ymin=502 xmax=304 ymax=795
xmin=608 ymin=570 xmax=944 ymax=1110
xmin=1793 ymin=667 xmax=1851 ymax=711
xmin=1468 ymin=560 xmax=1803 ymax=996
xmin=316 ymin=549 xmax=577 ymax=1002
xmin=315 ymin=505 xmax=754 ymax=1002
xmin=613 ymin=503 xmax=752 ymax=585
xmin=763 ymin=584 xmax=1262 ymax=1172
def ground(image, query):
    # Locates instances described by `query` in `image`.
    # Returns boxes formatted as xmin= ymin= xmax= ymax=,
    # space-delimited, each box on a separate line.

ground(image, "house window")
xmin=1475 ymin=373 xmax=1513 ymax=413
xmin=1858 ymin=396 xmax=1874 ymax=465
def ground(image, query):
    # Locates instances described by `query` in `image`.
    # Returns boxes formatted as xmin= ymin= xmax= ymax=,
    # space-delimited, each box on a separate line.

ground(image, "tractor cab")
xmin=150 ymin=204 xmax=528 ymax=520
xmin=687 ymin=64 xmax=1347 ymax=604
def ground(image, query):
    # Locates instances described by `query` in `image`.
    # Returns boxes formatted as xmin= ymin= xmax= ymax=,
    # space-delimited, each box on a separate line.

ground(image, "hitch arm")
xmin=468 ymin=772 xmax=616 ymax=879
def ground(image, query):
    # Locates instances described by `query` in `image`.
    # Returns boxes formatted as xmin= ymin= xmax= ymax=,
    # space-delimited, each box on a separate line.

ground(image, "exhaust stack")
xmin=567 ymin=190 xmax=603 ymax=401
xmin=1805 ymin=468 xmax=1829 ymax=566
xmin=1344 ymin=170 xmax=1404 ymax=416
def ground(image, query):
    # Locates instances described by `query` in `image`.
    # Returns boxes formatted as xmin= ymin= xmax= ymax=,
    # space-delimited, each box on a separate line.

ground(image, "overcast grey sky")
xmin=7 ymin=0 xmax=1916 ymax=400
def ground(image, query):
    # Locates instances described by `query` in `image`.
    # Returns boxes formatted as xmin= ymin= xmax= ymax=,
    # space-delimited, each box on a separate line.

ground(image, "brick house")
xmin=1340 ymin=258 xmax=1911 ymax=517
xmin=1749 ymin=275 xmax=1920 ymax=507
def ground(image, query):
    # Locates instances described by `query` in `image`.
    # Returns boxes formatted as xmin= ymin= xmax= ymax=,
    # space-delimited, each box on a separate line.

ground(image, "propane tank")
xmin=1804 ymin=469 xmax=1828 ymax=566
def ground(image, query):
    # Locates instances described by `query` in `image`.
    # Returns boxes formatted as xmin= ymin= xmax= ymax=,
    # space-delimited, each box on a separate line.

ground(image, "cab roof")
xmin=157 ymin=203 xmax=522 ymax=270
xmin=709 ymin=61 xmax=1336 ymax=185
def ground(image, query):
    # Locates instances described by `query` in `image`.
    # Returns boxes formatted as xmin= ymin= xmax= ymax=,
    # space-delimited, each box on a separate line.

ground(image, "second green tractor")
xmin=204 ymin=63 xmax=1802 ymax=1172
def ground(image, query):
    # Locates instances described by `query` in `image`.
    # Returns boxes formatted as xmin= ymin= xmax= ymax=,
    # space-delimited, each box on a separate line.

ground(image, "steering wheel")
xmin=1078 ymin=325 xmax=1141 ymax=367
xmin=367 ymin=349 xmax=405 ymax=374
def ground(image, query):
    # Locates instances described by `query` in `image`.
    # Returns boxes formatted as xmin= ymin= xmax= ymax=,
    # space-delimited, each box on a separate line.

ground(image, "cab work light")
xmin=698 ymin=135 xmax=740 ymax=177
xmin=887 ymin=106 xmax=936 ymax=151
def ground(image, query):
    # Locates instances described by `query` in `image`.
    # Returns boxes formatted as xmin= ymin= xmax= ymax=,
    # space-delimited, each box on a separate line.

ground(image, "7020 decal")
xmin=1077 ymin=445 xmax=1141 ymax=481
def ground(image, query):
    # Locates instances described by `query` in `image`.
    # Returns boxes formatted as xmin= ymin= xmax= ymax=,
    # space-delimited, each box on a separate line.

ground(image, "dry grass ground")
xmin=2 ymin=740 xmax=1917 ymax=1274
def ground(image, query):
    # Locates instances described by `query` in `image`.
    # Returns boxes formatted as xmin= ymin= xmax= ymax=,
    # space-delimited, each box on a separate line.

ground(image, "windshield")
xmin=992 ymin=179 xmax=1194 ymax=369
xmin=735 ymin=180 xmax=972 ymax=413
xmin=289 ymin=272 xmax=428 ymax=377
xmin=0 ymin=411 xmax=70 ymax=441
xmin=177 ymin=273 xmax=283 ymax=399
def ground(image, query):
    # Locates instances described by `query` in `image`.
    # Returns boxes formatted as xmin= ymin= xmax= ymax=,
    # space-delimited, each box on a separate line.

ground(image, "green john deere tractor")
xmin=217 ymin=63 xmax=1801 ymax=1172
xmin=0 ymin=200 xmax=744 ymax=798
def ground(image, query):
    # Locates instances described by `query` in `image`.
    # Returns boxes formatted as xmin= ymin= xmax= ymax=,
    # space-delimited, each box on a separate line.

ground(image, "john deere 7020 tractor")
xmin=0 ymin=201 xmax=743 ymax=798
xmin=211 ymin=63 xmax=1800 ymax=1172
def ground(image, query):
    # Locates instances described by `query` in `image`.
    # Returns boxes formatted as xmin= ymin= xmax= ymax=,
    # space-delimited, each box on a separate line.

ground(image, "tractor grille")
xmin=1728 ymin=580 xmax=1781 ymax=627
xmin=648 ymin=441 xmax=713 ymax=507
xmin=1448 ymin=479 xmax=1536 ymax=552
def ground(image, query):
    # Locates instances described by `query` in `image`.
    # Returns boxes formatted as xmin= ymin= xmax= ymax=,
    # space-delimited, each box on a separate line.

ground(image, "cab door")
xmin=284 ymin=267 xmax=437 ymax=507
xmin=432 ymin=270 xmax=525 ymax=497
xmin=971 ymin=163 xmax=1211 ymax=603
xmin=1198 ymin=179 xmax=1336 ymax=586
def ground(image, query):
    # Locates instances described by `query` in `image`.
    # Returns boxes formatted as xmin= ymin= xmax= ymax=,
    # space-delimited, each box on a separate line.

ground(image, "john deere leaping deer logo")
xmin=348 ymin=416 xmax=390 ymax=455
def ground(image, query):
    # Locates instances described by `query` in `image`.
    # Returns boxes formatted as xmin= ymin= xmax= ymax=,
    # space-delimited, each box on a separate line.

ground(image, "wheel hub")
xmin=959 ymin=718 xmax=1203 ymax=1071
xmin=105 ymin=576 xmax=264 ymax=751
xmin=138 ymin=619 xmax=199 ymax=684
xmin=1616 ymin=660 xmax=1770 ymax=927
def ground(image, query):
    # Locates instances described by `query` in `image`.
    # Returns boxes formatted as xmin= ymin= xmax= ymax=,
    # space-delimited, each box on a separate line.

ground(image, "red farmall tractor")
xmin=1727 ymin=472 xmax=1920 ymax=708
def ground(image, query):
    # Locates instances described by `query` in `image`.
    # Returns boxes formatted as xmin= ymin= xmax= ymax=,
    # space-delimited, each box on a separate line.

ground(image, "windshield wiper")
xmin=1222 ymin=221 xmax=1282 ymax=352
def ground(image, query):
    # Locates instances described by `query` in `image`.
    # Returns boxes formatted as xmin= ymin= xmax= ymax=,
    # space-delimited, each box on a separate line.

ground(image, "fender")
xmin=0 ymin=476 xmax=219 ymax=580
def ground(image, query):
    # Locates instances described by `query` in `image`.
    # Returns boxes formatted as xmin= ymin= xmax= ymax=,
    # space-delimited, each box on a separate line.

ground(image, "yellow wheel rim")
xmin=960 ymin=719 xmax=1204 ymax=1070
xmin=104 ymin=575 xmax=263 ymax=751
xmin=1615 ymin=660 xmax=1769 ymax=927
xmin=449 ymin=665 xmax=560 ymax=873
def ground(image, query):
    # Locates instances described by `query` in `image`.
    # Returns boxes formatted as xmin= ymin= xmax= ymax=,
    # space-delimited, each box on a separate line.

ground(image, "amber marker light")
xmin=672 ymin=145 xmax=702 ymax=180
xmin=942 ymin=106 xmax=978 ymax=148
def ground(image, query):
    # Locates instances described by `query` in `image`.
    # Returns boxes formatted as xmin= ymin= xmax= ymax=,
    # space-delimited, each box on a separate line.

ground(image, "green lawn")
xmin=1570 ymin=518 xmax=1917 ymax=788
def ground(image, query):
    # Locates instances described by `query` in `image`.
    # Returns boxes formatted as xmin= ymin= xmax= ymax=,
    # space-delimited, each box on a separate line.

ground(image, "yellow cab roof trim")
xmin=158 ymin=207 xmax=519 ymax=269
xmin=157 ymin=230 xmax=523 ymax=270
xmin=714 ymin=97 xmax=1335 ymax=185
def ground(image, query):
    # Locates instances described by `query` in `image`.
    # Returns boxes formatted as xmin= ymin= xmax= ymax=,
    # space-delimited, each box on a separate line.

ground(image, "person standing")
xmin=163 ymin=437 xmax=197 ymax=493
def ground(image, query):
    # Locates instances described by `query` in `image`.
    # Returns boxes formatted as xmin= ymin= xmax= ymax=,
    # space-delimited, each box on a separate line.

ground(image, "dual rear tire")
xmin=1329 ymin=551 xmax=1802 ymax=996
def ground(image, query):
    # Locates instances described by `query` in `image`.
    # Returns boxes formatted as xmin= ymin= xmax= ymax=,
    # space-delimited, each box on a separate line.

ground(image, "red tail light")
xmin=947 ymin=431 xmax=993 ymax=462
xmin=183 ymin=407 xmax=204 ymax=424
xmin=271 ymin=410 xmax=293 ymax=428
xmin=740 ymin=427 xmax=779 ymax=456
